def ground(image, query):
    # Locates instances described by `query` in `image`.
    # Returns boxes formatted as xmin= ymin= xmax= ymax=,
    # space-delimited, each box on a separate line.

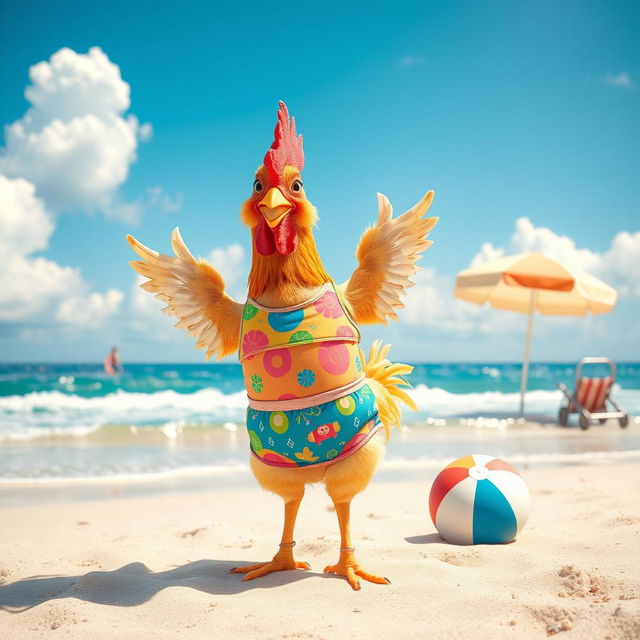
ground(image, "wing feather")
xmin=127 ymin=228 xmax=243 ymax=360
xmin=340 ymin=191 xmax=437 ymax=325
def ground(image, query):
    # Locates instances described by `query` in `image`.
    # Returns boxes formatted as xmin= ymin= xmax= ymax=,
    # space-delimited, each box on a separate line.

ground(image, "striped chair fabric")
xmin=572 ymin=376 xmax=612 ymax=412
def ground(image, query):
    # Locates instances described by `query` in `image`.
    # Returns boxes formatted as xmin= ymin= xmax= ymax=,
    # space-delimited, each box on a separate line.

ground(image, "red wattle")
xmin=255 ymin=218 xmax=276 ymax=256
xmin=273 ymin=215 xmax=297 ymax=255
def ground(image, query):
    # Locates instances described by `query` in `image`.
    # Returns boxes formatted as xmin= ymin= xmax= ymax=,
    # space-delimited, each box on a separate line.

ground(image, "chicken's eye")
xmin=291 ymin=180 xmax=303 ymax=193
xmin=253 ymin=179 xmax=263 ymax=193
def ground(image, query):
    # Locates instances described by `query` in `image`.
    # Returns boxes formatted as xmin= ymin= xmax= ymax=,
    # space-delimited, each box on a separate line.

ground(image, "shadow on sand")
xmin=0 ymin=559 xmax=330 ymax=612
xmin=404 ymin=533 xmax=444 ymax=545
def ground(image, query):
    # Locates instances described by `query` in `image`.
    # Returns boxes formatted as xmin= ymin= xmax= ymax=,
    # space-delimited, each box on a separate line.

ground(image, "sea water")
xmin=0 ymin=362 xmax=638 ymax=482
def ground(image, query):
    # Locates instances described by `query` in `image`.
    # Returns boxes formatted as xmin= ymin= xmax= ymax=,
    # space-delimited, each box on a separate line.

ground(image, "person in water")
xmin=103 ymin=347 xmax=123 ymax=375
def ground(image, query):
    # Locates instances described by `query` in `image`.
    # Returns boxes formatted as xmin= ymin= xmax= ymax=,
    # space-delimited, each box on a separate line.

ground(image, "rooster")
xmin=127 ymin=102 xmax=437 ymax=590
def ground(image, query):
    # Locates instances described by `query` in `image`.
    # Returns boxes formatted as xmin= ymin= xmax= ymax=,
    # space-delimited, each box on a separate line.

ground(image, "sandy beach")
xmin=1 ymin=1 xmax=638 ymax=637
xmin=1 ymin=451 xmax=639 ymax=639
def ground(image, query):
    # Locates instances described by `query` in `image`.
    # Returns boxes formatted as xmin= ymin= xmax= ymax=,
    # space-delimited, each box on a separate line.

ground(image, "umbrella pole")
xmin=519 ymin=289 xmax=537 ymax=416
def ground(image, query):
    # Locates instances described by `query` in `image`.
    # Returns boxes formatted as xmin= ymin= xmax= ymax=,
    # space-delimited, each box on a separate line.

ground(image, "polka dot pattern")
xmin=242 ymin=330 xmax=268 ymax=356
xmin=263 ymin=348 xmax=292 ymax=377
xmin=267 ymin=308 xmax=304 ymax=333
xmin=336 ymin=325 xmax=355 ymax=338
xmin=314 ymin=291 xmax=343 ymax=318
xmin=269 ymin=411 xmax=289 ymax=434
xmin=318 ymin=341 xmax=350 ymax=375
xmin=246 ymin=385 xmax=380 ymax=468
xmin=240 ymin=284 xmax=362 ymax=401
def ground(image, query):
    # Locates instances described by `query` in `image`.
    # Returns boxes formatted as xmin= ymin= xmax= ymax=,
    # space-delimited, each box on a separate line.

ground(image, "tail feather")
xmin=361 ymin=340 xmax=417 ymax=441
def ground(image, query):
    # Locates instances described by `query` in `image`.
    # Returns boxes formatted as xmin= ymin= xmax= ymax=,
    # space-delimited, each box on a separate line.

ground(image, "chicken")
xmin=127 ymin=101 xmax=437 ymax=590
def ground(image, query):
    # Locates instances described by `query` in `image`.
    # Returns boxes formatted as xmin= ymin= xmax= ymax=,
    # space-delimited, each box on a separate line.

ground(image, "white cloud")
xmin=2 ymin=254 xmax=82 ymax=322
xmin=470 ymin=241 xmax=505 ymax=267
xmin=402 ymin=217 xmax=640 ymax=337
xmin=101 ymin=186 xmax=183 ymax=224
xmin=398 ymin=54 xmax=425 ymax=68
xmin=56 ymin=289 xmax=123 ymax=327
xmin=0 ymin=174 xmax=53 ymax=256
xmin=209 ymin=243 xmax=246 ymax=292
xmin=402 ymin=267 xmax=479 ymax=332
xmin=146 ymin=186 xmax=183 ymax=214
xmin=602 ymin=72 xmax=636 ymax=90
xmin=0 ymin=174 xmax=123 ymax=326
xmin=510 ymin=217 xmax=601 ymax=271
xmin=601 ymin=231 xmax=640 ymax=297
xmin=0 ymin=47 xmax=150 ymax=216
xmin=0 ymin=175 xmax=82 ymax=320
xmin=473 ymin=217 xmax=640 ymax=297
xmin=402 ymin=266 xmax=526 ymax=335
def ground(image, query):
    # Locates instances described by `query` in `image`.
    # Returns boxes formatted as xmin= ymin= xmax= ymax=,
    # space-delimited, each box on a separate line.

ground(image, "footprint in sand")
xmin=607 ymin=514 xmax=640 ymax=527
xmin=439 ymin=550 xmax=482 ymax=567
xmin=39 ymin=604 xmax=82 ymax=631
xmin=528 ymin=605 xmax=574 ymax=635
xmin=557 ymin=565 xmax=614 ymax=603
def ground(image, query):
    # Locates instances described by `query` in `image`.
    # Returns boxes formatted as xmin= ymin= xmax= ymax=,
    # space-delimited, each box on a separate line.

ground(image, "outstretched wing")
xmin=127 ymin=228 xmax=243 ymax=360
xmin=339 ymin=191 xmax=437 ymax=325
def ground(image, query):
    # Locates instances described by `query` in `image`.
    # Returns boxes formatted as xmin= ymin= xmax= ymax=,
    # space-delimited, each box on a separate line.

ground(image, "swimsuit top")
xmin=239 ymin=283 xmax=365 ymax=411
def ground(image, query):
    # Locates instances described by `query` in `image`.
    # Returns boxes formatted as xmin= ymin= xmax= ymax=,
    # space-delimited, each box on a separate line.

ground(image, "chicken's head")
xmin=241 ymin=101 xmax=317 ymax=257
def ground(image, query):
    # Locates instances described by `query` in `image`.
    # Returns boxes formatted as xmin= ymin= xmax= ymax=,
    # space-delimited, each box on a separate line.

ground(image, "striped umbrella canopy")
xmin=454 ymin=253 xmax=617 ymax=414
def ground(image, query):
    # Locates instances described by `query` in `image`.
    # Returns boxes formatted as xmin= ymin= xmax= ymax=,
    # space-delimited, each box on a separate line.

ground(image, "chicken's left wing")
xmin=127 ymin=228 xmax=243 ymax=360
xmin=339 ymin=191 xmax=437 ymax=325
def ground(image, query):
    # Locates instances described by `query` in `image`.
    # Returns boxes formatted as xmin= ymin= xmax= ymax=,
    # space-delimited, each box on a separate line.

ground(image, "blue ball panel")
xmin=472 ymin=478 xmax=517 ymax=544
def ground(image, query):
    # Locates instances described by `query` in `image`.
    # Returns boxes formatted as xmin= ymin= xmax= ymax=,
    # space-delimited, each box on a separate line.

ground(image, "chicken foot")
xmin=231 ymin=497 xmax=310 ymax=580
xmin=323 ymin=501 xmax=390 ymax=591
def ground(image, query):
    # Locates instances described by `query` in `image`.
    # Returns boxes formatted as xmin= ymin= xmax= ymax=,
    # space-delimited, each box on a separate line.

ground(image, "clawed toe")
xmin=355 ymin=569 xmax=390 ymax=585
xmin=324 ymin=563 xmax=362 ymax=590
xmin=231 ymin=562 xmax=268 ymax=574
xmin=324 ymin=558 xmax=390 ymax=590
xmin=231 ymin=554 xmax=310 ymax=581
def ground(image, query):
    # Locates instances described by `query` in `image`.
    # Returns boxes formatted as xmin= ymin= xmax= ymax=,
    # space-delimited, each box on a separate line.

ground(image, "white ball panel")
xmin=435 ymin=476 xmax=476 ymax=545
xmin=471 ymin=454 xmax=495 ymax=467
xmin=487 ymin=469 xmax=531 ymax=534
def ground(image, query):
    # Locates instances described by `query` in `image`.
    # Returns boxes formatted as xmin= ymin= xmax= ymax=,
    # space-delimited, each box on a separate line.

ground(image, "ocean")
xmin=1 ymin=362 xmax=638 ymax=484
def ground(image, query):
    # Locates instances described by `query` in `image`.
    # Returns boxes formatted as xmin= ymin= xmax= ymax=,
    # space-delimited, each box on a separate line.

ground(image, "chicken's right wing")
xmin=127 ymin=228 xmax=243 ymax=360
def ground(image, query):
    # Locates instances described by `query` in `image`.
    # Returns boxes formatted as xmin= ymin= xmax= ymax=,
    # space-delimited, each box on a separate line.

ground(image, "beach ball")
xmin=429 ymin=454 xmax=530 ymax=545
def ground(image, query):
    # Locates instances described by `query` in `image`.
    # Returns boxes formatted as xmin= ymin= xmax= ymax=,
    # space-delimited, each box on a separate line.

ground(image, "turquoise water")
xmin=0 ymin=362 xmax=638 ymax=481
xmin=3 ymin=362 xmax=639 ymax=398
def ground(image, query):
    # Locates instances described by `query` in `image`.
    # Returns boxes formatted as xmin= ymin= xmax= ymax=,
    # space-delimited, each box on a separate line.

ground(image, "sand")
xmin=1 ymin=462 xmax=639 ymax=639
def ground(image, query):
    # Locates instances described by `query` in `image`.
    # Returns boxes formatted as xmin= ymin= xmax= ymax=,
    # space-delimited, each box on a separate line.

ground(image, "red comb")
xmin=264 ymin=101 xmax=304 ymax=183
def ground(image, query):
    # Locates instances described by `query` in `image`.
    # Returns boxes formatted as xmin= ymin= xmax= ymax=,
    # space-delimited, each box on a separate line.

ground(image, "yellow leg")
xmin=231 ymin=496 xmax=310 ymax=581
xmin=323 ymin=500 xmax=390 ymax=591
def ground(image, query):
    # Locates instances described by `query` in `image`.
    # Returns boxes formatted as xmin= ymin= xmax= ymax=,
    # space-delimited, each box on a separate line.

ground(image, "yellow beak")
xmin=259 ymin=188 xmax=292 ymax=228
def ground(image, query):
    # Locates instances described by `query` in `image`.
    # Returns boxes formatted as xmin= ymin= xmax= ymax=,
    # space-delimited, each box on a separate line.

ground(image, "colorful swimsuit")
xmin=240 ymin=283 xmax=380 ymax=467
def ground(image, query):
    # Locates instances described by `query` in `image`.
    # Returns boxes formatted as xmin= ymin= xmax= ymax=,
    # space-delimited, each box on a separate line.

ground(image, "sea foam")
xmin=0 ymin=384 xmax=638 ymax=441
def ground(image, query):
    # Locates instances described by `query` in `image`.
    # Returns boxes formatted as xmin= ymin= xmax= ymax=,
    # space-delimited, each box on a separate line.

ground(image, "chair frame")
xmin=557 ymin=357 xmax=629 ymax=430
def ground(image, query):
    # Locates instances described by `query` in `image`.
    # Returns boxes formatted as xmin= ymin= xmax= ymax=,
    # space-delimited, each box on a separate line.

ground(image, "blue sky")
xmin=0 ymin=0 xmax=638 ymax=362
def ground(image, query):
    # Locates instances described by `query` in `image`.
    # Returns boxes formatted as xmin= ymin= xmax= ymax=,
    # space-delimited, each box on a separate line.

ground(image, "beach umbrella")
xmin=454 ymin=253 xmax=617 ymax=415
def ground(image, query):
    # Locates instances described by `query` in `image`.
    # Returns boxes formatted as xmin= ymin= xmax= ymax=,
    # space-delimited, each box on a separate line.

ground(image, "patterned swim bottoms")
xmin=247 ymin=383 xmax=380 ymax=467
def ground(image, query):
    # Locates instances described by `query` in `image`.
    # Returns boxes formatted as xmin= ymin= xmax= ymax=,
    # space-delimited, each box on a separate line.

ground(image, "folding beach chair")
xmin=557 ymin=357 xmax=629 ymax=430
